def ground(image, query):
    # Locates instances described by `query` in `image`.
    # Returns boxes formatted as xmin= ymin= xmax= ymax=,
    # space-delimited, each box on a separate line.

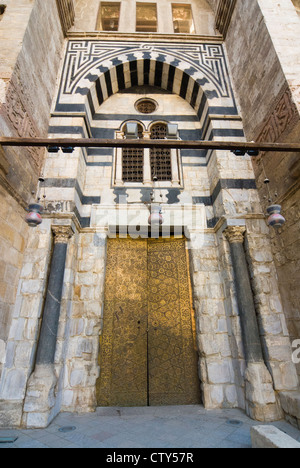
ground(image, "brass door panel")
xmin=96 ymin=237 xmax=200 ymax=407
xmin=147 ymin=238 xmax=200 ymax=405
xmin=96 ymin=238 xmax=148 ymax=407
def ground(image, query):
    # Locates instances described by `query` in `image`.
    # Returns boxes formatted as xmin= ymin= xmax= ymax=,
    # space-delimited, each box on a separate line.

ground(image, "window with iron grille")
xmin=150 ymin=124 xmax=172 ymax=181
xmin=122 ymin=124 xmax=144 ymax=182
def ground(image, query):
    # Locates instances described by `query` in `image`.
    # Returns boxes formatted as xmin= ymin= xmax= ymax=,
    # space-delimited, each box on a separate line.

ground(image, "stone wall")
xmin=212 ymin=0 xmax=300 ymax=379
xmin=0 ymin=0 xmax=65 ymax=383
xmin=59 ymin=231 xmax=107 ymax=413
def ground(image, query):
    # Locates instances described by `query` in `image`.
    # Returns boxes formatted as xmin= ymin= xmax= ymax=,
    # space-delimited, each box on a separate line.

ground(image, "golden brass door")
xmin=96 ymin=237 xmax=201 ymax=407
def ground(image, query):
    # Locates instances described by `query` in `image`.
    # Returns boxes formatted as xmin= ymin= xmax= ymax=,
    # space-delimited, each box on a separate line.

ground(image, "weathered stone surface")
xmin=245 ymin=362 xmax=283 ymax=422
xmin=251 ymin=425 xmax=300 ymax=448
xmin=279 ymin=391 xmax=300 ymax=429
xmin=0 ymin=0 xmax=300 ymax=429
xmin=23 ymin=364 xmax=58 ymax=428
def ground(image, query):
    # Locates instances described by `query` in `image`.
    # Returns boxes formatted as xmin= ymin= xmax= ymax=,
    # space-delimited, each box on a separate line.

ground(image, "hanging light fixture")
xmin=266 ymin=204 xmax=286 ymax=228
xmin=147 ymin=176 xmax=164 ymax=226
xmin=25 ymin=200 xmax=43 ymax=227
xmin=262 ymin=167 xmax=286 ymax=229
xmin=25 ymin=177 xmax=46 ymax=227
xmin=148 ymin=204 xmax=164 ymax=226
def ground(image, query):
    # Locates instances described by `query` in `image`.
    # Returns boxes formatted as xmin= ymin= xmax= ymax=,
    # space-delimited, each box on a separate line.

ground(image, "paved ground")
xmin=1 ymin=405 xmax=300 ymax=449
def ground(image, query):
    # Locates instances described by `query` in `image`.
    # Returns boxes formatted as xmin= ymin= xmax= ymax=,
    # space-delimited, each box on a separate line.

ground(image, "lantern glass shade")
xmin=267 ymin=204 xmax=285 ymax=228
xmin=148 ymin=205 xmax=164 ymax=226
xmin=25 ymin=203 xmax=43 ymax=227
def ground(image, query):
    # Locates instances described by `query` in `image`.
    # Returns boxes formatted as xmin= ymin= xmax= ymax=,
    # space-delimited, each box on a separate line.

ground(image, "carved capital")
xmin=224 ymin=225 xmax=246 ymax=244
xmin=52 ymin=225 xmax=74 ymax=244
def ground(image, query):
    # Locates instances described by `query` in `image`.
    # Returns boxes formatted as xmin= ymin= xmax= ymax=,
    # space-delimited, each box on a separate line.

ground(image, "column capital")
xmin=143 ymin=131 xmax=151 ymax=140
xmin=116 ymin=131 xmax=125 ymax=139
xmin=52 ymin=225 xmax=74 ymax=244
xmin=224 ymin=225 xmax=246 ymax=244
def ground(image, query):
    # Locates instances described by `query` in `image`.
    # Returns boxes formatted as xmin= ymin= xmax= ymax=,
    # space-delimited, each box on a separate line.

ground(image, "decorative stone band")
xmin=255 ymin=84 xmax=299 ymax=147
xmin=224 ymin=225 xmax=246 ymax=244
xmin=52 ymin=225 xmax=74 ymax=244
xmin=215 ymin=0 xmax=237 ymax=39
xmin=56 ymin=0 xmax=75 ymax=35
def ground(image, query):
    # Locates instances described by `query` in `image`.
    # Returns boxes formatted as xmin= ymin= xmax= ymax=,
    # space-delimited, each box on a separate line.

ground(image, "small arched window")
xmin=122 ymin=123 xmax=144 ymax=182
xmin=150 ymin=123 xmax=172 ymax=181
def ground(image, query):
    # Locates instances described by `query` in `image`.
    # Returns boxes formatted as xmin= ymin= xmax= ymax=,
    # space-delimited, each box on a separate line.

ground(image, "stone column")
xmin=143 ymin=131 xmax=152 ymax=186
xmin=35 ymin=225 xmax=73 ymax=365
xmin=171 ymin=149 xmax=180 ymax=185
xmin=224 ymin=225 xmax=283 ymax=422
xmin=23 ymin=225 xmax=73 ymax=428
xmin=115 ymin=131 xmax=124 ymax=185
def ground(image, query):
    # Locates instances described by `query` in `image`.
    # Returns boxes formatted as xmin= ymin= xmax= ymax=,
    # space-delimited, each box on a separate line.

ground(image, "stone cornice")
xmin=67 ymin=31 xmax=223 ymax=43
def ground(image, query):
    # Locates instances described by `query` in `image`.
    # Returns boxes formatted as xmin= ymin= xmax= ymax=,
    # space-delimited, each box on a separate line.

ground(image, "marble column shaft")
xmin=35 ymin=225 xmax=73 ymax=366
xmin=224 ymin=225 xmax=264 ymax=363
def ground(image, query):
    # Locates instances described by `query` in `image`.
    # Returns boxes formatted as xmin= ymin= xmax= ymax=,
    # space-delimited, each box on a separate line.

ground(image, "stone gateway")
xmin=0 ymin=0 xmax=299 ymax=430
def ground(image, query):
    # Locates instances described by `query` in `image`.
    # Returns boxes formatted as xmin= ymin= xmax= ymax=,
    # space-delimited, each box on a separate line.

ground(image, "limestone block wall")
xmin=0 ymin=0 xmax=65 ymax=383
xmin=0 ymin=186 xmax=28 ymax=373
xmin=210 ymin=0 xmax=300 ymax=379
xmin=244 ymin=218 xmax=299 ymax=393
xmin=191 ymin=231 xmax=243 ymax=410
xmin=59 ymin=231 xmax=107 ymax=413
xmin=0 ymin=219 xmax=53 ymax=427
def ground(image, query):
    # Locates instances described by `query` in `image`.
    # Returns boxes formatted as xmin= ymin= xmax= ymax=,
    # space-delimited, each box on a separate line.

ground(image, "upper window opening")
xmin=150 ymin=123 xmax=172 ymax=181
xmin=122 ymin=123 xmax=144 ymax=183
xmin=97 ymin=2 xmax=121 ymax=31
xmin=172 ymin=4 xmax=195 ymax=34
xmin=136 ymin=3 xmax=157 ymax=33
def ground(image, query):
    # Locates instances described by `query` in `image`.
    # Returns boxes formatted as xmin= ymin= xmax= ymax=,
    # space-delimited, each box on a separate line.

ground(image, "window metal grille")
xmin=136 ymin=99 xmax=157 ymax=114
xmin=122 ymin=124 xmax=144 ymax=182
xmin=150 ymin=124 xmax=172 ymax=181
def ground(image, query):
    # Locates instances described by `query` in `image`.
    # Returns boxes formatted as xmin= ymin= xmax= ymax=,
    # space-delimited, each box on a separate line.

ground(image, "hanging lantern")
xmin=25 ymin=203 xmax=43 ymax=227
xmin=267 ymin=204 xmax=285 ymax=228
xmin=148 ymin=205 xmax=164 ymax=226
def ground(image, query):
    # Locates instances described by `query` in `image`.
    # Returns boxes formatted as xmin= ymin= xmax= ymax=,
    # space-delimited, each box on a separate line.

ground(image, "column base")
xmin=245 ymin=362 xmax=283 ymax=422
xmin=22 ymin=364 xmax=58 ymax=428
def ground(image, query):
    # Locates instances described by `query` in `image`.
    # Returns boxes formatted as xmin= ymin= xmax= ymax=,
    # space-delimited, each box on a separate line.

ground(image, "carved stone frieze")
xmin=0 ymin=78 xmax=44 ymax=170
xmin=255 ymin=85 xmax=299 ymax=145
xmin=44 ymin=200 xmax=75 ymax=214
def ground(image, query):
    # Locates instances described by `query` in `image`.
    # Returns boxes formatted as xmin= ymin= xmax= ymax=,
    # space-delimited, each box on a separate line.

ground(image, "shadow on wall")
xmin=292 ymin=0 xmax=300 ymax=16
xmin=0 ymin=4 xmax=6 ymax=20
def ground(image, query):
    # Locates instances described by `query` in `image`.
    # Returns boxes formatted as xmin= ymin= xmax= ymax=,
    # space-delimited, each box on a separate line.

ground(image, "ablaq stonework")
xmin=0 ymin=0 xmax=299 ymax=429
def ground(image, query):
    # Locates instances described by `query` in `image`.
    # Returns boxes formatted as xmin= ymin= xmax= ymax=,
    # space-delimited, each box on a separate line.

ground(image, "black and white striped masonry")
xmin=54 ymin=41 xmax=238 ymax=128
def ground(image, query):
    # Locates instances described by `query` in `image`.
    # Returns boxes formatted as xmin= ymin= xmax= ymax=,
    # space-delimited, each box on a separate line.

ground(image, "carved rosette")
xmin=52 ymin=225 xmax=74 ymax=244
xmin=224 ymin=225 xmax=246 ymax=244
